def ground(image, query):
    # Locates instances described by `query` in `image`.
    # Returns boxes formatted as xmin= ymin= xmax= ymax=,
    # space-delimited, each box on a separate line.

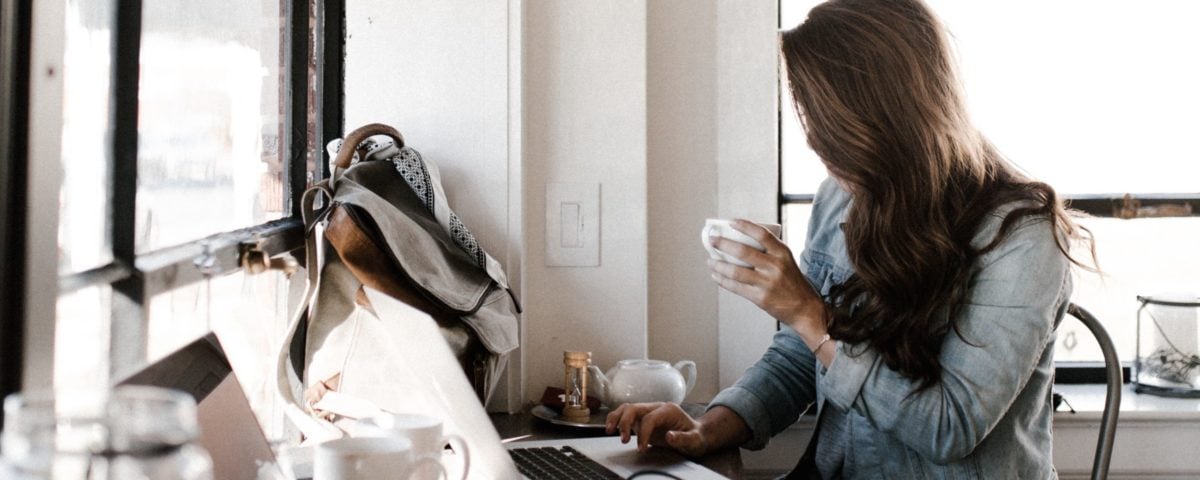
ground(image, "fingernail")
xmin=711 ymin=273 xmax=720 ymax=282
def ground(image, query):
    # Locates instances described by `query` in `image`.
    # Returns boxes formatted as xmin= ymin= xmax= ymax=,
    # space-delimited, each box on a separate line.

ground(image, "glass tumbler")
xmin=1134 ymin=294 xmax=1200 ymax=397
xmin=1 ymin=386 xmax=213 ymax=479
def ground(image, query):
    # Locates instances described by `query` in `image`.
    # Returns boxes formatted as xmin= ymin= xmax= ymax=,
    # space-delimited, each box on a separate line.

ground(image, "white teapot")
xmin=587 ymin=359 xmax=697 ymax=408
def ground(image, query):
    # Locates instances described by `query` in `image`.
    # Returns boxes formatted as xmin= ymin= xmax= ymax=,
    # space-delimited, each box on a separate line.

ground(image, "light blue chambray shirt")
xmin=710 ymin=178 xmax=1071 ymax=479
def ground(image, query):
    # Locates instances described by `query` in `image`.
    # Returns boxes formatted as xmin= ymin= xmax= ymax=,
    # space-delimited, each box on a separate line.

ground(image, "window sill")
xmin=1053 ymin=383 xmax=1200 ymax=423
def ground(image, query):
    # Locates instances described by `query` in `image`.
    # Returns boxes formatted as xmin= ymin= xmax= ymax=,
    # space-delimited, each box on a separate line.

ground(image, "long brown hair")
xmin=781 ymin=0 xmax=1094 ymax=388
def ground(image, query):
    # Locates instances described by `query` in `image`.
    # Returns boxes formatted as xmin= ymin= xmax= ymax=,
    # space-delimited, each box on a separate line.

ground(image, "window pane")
xmin=147 ymin=269 xmax=295 ymax=439
xmin=1057 ymin=217 xmax=1200 ymax=362
xmin=779 ymin=1 xmax=1200 ymax=195
xmin=55 ymin=286 xmax=111 ymax=391
xmin=782 ymin=203 xmax=814 ymax=255
xmin=779 ymin=72 xmax=827 ymax=196
xmin=59 ymin=0 xmax=113 ymax=274
xmin=136 ymin=0 xmax=285 ymax=253
xmin=935 ymin=1 xmax=1200 ymax=195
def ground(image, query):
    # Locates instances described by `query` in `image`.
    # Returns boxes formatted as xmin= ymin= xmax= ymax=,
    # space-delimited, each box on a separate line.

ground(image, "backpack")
xmin=275 ymin=123 xmax=519 ymax=436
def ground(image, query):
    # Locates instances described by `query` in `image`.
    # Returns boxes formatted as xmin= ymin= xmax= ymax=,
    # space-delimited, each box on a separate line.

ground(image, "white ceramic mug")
xmin=701 ymin=219 xmax=783 ymax=267
xmin=352 ymin=413 xmax=469 ymax=480
xmin=314 ymin=436 xmax=444 ymax=480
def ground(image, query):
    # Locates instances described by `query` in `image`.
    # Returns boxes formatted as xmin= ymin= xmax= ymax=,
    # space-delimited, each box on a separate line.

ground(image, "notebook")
xmin=360 ymin=286 xmax=727 ymax=480
xmin=117 ymin=333 xmax=287 ymax=480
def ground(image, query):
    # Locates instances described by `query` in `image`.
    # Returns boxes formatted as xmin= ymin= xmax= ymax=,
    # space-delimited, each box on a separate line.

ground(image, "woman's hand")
xmin=707 ymin=219 xmax=826 ymax=333
xmin=605 ymin=403 xmax=709 ymax=457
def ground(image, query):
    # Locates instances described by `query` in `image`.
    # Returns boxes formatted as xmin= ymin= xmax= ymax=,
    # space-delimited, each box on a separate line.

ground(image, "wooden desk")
xmin=490 ymin=403 xmax=743 ymax=479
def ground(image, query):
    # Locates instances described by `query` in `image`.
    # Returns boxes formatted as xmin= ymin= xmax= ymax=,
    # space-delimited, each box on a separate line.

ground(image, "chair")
xmin=1065 ymin=303 xmax=1122 ymax=480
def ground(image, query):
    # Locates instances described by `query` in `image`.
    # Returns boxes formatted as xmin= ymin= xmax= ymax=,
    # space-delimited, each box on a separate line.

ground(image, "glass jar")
xmin=1134 ymin=294 xmax=1200 ymax=397
xmin=1 ymin=386 xmax=213 ymax=479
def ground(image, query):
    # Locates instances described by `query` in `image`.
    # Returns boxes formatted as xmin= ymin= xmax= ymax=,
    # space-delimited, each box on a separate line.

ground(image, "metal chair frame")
xmin=1066 ymin=303 xmax=1122 ymax=480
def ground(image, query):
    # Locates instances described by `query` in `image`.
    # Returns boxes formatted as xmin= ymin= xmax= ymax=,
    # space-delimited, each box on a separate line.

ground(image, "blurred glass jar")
xmin=1 ymin=386 xmax=213 ymax=479
xmin=1134 ymin=294 xmax=1200 ymax=397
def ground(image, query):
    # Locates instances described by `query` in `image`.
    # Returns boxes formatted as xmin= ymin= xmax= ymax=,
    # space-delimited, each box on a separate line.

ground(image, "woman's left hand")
xmin=707 ymin=220 xmax=826 ymax=334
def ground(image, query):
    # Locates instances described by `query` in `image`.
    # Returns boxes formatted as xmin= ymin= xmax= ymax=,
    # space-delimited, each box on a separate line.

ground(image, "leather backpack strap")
xmin=332 ymin=123 xmax=405 ymax=170
xmin=274 ymin=181 xmax=344 ymax=442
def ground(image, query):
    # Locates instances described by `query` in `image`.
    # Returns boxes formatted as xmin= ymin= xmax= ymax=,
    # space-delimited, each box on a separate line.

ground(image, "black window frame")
xmin=1 ymin=0 xmax=346 ymax=400
xmin=1 ymin=0 xmax=34 ymax=424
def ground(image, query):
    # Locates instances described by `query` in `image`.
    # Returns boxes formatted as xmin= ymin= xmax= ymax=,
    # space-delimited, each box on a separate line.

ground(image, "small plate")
xmin=530 ymin=405 xmax=611 ymax=430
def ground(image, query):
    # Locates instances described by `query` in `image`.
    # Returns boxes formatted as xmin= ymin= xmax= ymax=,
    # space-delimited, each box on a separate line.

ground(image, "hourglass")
xmin=562 ymin=351 xmax=592 ymax=421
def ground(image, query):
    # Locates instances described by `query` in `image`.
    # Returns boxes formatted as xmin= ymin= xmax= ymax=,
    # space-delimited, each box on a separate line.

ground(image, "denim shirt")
xmin=709 ymin=178 xmax=1071 ymax=479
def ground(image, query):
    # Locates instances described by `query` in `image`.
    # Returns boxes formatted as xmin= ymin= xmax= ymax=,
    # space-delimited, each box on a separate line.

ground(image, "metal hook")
xmin=239 ymin=244 xmax=299 ymax=276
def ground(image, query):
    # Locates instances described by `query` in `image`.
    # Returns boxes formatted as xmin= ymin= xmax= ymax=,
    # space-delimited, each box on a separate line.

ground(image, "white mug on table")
xmin=701 ymin=218 xmax=783 ymax=267
xmin=352 ymin=413 xmax=469 ymax=480
xmin=314 ymin=436 xmax=444 ymax=480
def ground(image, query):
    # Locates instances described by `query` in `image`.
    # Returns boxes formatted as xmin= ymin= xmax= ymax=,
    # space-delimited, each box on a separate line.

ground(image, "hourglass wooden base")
xmin=562 ymin=404 xmax=591 ymax=421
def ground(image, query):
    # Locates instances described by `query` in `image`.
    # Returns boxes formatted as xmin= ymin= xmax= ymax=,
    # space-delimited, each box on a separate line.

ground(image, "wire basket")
xmin=1134 ymin=294 xmax=1200 ymax=397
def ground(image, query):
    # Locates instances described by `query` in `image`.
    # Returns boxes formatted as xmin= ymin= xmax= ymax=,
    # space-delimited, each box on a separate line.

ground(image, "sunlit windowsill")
xmin=1052 ymin=383 xmax=1200 ymax=422
xmin=769 ymin=383 xmax=1200 ymax=431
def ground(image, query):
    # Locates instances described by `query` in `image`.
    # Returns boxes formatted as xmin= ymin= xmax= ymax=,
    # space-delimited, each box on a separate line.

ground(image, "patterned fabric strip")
xmin=330 ymin=137 xmax=488 ymax=269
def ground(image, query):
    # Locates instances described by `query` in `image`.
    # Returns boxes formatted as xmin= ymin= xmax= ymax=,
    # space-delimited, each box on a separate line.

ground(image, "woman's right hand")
xmin=605 ymin=402 xmax=710 ymax=457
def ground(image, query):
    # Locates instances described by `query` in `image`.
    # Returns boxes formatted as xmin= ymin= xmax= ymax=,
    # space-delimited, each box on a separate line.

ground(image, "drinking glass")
xmin=1 ymin=386 xmax=213 ymax=479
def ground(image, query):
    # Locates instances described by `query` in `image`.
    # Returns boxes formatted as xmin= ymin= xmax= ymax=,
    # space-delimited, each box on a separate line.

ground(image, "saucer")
xmin=530 ymin=405 xmax=610 ymax=430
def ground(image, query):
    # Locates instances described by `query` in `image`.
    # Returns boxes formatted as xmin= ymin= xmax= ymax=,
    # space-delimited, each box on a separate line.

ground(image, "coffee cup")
xmin=352 ymin=413 xmax=468 ymax=480
xmin=314 ymin=436 xmax=443 ymax=480
xmin=701 ymin=219 xmax=783 ymax=267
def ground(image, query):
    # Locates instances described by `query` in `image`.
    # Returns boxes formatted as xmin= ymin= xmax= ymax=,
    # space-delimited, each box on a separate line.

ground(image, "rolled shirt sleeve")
xmin=709 ymin=327 xmax=820 ymax=450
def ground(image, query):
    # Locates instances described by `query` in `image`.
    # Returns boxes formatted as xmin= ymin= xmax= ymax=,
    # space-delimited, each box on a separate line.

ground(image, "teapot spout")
xmin=587 ymin=365 xmax=610 ymax=406
xmin=673 ymin=361 xmax=697 ymax=398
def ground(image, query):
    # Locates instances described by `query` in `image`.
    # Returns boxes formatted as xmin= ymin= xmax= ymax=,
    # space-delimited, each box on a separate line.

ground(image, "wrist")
xmin=786 ymin=306 xmax=829 ymax=343
xmin=696 ymin=406 xmax=751 ymax=453
xmin=811 ymin=333 xmax=833 ymax=353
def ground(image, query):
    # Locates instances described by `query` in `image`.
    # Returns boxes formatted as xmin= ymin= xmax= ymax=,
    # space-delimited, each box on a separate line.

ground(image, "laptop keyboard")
xmin=509 ymin=445 xmax=623 ymax=479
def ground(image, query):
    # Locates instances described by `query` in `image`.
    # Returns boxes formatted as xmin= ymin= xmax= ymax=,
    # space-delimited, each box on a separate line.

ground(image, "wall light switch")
xmin=546 ymin=182 xmax=600 ymax=267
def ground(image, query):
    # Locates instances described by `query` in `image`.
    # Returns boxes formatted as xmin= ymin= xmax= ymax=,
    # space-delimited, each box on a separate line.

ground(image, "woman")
xmin=606 ymin=0 xmax=1093 ymax=478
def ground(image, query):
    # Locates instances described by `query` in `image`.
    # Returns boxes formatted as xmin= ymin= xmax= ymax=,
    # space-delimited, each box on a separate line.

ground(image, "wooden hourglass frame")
xmin=562 ymin=351 xmax=592 ymax=421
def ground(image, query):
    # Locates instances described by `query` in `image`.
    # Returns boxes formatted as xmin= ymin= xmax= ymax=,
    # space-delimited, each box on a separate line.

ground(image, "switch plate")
xmin=546 ymin=182 xmax=600 ymax=267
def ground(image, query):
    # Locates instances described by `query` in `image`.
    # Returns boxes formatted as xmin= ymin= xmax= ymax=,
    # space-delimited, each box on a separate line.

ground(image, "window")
xmin=779 ymin=1 xmax=1200 ymax=366
xmin=44 ymin=0 xmax=344 ymax=437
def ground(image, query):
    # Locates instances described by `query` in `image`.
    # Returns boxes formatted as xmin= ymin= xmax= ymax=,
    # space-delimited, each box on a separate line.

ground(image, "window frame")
xmin=1 ymin=0 xmax=33 ymax=419
xmin=22 ymin=0 xmax=344 ymax=384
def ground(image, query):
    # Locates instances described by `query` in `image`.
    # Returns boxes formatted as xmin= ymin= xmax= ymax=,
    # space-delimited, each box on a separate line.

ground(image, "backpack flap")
xmin=333 ymin=161 xmax=518 ymax=356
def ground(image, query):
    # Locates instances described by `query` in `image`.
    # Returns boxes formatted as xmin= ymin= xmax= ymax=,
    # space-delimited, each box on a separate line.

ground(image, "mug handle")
xmin=442 ymin=434 xmax=471 ymax=480
xmin=405 ymin=456 xmax=447 ymax=480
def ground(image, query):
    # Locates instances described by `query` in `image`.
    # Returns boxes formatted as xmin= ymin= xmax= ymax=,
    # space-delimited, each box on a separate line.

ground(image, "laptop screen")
xmin=117 ymin=333 xmax=285 ymax=480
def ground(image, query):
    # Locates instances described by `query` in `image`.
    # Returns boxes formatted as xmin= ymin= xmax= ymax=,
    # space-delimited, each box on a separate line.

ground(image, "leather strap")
xmin=332 ymin=123 xmax=404 ymax=169
xmin=274 ymin=181 xmax=344 ymax=442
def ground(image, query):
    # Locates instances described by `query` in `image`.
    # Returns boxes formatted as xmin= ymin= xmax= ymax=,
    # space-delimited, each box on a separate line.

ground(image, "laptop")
xmin=358 ymin=286 xmax=728 ymax=480
xmin=117 ymin=334 xmax=288 ymax=480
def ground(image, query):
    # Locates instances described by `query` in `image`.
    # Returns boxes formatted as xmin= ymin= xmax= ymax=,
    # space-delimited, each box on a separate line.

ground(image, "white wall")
xmin=22 ymin=0 xmax=66 ymax=391
xmin=713 ymin=0 xmax=780 ymax=389
xmin=646 ymin=0 xmax=722 ymax=402
xmin=521 ymin=0 xmax=652 ymax=403
xmin=345 ymin=0 xmax=780 ymax=409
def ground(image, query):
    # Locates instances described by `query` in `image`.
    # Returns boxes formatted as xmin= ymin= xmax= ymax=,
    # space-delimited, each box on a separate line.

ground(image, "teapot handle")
xmin=586 ymin=365 xmax=608 ymax=405
xmin=673 ymin=361 xmax=697 ymax=398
